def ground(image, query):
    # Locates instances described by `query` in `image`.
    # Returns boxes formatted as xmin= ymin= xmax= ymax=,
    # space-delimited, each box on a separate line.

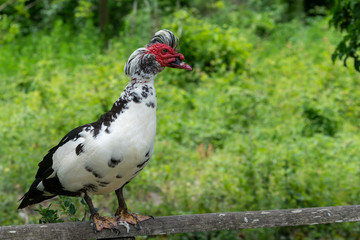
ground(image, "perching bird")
xmin=18 ymin=29 xmax=192 ymax=231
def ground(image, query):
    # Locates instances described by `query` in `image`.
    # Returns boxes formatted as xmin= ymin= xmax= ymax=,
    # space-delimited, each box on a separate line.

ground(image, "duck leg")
xmin=84 ymin=193 xmax=119 ymax=232
xmin=114 ymin=187 xmax=153 ymax=229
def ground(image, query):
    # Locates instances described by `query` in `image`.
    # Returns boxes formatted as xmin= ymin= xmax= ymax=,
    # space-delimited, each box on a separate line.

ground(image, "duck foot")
xmin=116 ymin=209 xmax=153 ymax=230
xmin=91 ymin=213 xmax=120 ymax=232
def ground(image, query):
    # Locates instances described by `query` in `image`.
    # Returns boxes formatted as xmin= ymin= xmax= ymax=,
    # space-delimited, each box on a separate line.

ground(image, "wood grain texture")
xmin=2 ymin=205 xmax=360 ymax=240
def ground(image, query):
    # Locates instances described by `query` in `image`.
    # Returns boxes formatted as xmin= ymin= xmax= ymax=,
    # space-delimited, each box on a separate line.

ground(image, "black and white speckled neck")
xmin=124 ymin=48 xmax=164 ymax=81
xmin=87 ymin=80 xmax=156 ymax=137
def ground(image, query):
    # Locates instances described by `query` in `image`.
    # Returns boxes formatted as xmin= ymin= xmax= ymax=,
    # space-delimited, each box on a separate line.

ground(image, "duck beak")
xmin=170 ymin=57 xmax=192 ymax=71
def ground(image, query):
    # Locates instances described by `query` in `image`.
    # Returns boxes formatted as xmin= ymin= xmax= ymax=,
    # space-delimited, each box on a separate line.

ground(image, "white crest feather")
xmin=124 ymin=48 xmax=147 ymax=77
xmin=147 ymin=29 xmax=179 ymax=50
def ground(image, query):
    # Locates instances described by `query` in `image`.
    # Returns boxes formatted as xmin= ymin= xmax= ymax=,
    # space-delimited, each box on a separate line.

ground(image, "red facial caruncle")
xmin=146 ymin=43 xmax=192 ymax=71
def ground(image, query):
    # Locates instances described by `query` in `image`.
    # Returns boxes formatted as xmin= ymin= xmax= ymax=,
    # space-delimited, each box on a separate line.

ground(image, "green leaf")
xmin=69 ymin=204 xmax=76 ymax=215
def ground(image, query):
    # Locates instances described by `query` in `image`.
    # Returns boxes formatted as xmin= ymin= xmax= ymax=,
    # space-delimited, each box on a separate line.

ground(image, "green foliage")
xmin=302 ymin=102 xmax=339 ymax=137
xmin=0 ymin=14 xmax=20 ymax=43
xmin=33 ymin=197 xmax=86 ymax=223
xmin=34 ymin=204 xmax=63 ymax=224
xmin=330 ymin=0 xmax=360 ymax=71
xmin=57 ymin=196 xmax=79 ymax=221
xmin=168 ymin=10 xmax=251 ymax=75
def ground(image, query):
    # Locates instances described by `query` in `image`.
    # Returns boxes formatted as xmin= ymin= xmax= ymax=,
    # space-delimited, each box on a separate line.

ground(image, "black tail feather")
xmin=18 ymin=189 xmax=56 ymax=209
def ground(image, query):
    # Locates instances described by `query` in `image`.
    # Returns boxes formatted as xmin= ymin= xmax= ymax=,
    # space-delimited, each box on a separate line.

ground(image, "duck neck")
xmin=129 ymin=72 xmax=158 ymax=85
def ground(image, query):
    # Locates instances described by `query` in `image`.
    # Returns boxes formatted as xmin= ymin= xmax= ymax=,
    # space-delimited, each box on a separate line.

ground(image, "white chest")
xmin=92 ymin=99 xmax=157 ymax=194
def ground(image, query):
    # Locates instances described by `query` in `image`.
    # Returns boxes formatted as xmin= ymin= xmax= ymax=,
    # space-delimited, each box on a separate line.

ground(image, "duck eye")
xmin=161 ymin=48 xmax=168 ymax=54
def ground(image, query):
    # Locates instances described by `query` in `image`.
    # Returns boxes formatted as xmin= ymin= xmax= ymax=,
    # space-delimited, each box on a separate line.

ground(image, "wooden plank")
xmin=2 ymin=205 xmax=360 ymax=240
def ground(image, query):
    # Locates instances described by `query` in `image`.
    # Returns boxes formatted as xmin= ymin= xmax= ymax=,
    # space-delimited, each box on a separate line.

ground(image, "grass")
xmin=1 ymin=12 xmax=360 ymax=239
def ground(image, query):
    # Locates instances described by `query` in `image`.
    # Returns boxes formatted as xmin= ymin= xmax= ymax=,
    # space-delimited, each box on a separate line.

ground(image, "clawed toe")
xmin=115 ymin=209 xmax=153 ymax=229
xmin=91 ymin=213 xmax=120 ymax=232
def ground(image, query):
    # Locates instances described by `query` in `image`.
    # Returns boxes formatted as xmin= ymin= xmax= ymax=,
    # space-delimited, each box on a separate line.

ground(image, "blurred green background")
xmin=1 ymin=0 xmax=360 ymax=239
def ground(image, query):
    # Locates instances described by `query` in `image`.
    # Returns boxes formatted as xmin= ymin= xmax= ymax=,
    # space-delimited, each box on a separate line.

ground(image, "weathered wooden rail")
xmin=2 ymin=205 xmax=360 ymax=240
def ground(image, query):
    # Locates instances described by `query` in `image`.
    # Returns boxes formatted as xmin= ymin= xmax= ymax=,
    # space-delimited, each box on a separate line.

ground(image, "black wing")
xmin=18 ymin=125 xmax=90 ymax=209
xmin=35 ymin=125 xmax=87 ymax=179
